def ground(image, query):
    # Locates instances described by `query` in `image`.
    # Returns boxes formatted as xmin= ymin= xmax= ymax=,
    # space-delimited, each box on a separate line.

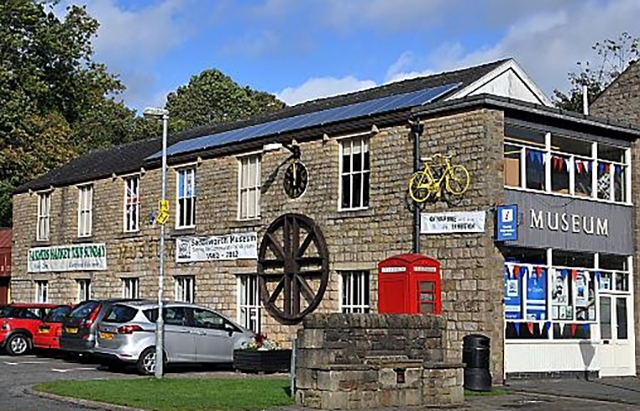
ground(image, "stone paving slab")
xmin=506 ymin=377 xmax=640 ymax=405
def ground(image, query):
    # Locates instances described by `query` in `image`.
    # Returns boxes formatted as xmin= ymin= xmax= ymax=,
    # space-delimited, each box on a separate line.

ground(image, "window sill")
xmin=232 ymin=218 xmax=262 ymax=228
xmin=170 ymin=227 xmax=196 ymax=237
xmin=73 ymin=236 xmax=94 ymax=243
xmin=328 ymin=208 xmax=375 ymax=220
xmin=31 ymin=240 xmax=51 ymax=247
xmin=117 ymin=231 xmax=142 ymax=240
xmin=505 ymin=186 xmax=633 ymax=207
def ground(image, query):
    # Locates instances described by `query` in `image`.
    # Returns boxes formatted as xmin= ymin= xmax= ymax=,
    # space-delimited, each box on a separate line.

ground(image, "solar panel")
xmin=148 ymin=82 xmax=460 ymax=160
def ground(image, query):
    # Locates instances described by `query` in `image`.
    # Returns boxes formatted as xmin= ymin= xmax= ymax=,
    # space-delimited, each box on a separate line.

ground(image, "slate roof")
xmin=15 ymin=58 xmax=510 ymax=194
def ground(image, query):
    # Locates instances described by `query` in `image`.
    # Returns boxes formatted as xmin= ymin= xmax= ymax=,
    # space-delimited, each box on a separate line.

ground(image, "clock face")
xmin=283 ymin=161 xmax=308 ymax=199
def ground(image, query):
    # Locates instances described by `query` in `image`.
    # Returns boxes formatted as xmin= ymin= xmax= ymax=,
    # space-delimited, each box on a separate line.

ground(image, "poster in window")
xmin=504 ymin=266 xmax=522 ymax=320
xmin=526 ymin=266 xmax=547 ymax=320
xmin=551 ymin=269 xmax=569 ymax=305
xmin=576 ymin=271 xmax=596 ymax=321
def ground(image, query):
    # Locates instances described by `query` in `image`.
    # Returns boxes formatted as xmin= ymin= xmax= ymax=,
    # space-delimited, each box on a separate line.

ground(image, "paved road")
xmin=0 ymin=352 xmax=639 ymax=410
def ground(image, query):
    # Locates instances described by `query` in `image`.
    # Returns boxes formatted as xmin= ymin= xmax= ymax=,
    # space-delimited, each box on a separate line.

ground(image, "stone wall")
xmin=11 ymin=107 xmax=505 ymax=381
xmin=295 ymin=313 xmax=464 ymax=409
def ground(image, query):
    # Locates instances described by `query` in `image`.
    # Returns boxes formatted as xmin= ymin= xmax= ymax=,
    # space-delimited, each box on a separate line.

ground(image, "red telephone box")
xmin=378 ymin=253 xmax=441 ymax=315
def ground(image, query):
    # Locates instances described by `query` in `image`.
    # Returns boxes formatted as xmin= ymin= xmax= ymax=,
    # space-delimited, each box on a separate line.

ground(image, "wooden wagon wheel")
xmin=258 ymin=213 xmax=329 ymax=324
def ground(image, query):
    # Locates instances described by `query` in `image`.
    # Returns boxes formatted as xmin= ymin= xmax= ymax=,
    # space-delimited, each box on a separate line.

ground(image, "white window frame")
xmin=175 ymin=276 xmax=195 ymax=303
xmin=37 ymin=192 xmax=51 ymax=241
xmin=176 ymin=167 xmax=196 ymax=228
xmin=237 ymin=275 xmax=261 ymax=333
xmin=122 ymin=278 xmax=139 ymax=299
xmin=77 ymin=185 xmax=93 ymax=237
xmin=504 ymin=128 xmax=632 ymax=206
xmin=77 ymin=279 xmax=91 ymax=302
xmin=338 ymin=136 xmax=370 ymax=211
xmin=238 ymin=154 xmax=261 ymax=220
xmin=123 ymin=176 xmax=140 ymax=232
xmin=339 ymin=270 xmax=370 ymax=313
xmin=35 ymin=280 xmax=48 ymax=303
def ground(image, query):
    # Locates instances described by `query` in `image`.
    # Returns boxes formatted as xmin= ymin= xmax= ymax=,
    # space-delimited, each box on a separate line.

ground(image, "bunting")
xmin=514 ymin=322 xmax=520 ymax=336
xmin=514 ymin=265 xmax=520 ymax=279
xmin=571 ymin=269 xmax=578 ymax=282
xmin=571 ymin=323 xmax=577 ymax=337
xmin=544 ymin=322 xmax=551 ymax=333
xmin=527 ymin=322 xmax=534 ymax=334
xmin=583 ymin=324 xmax=589 ymax=336
xmin=535 ymin=266 xmax=543 ymax=279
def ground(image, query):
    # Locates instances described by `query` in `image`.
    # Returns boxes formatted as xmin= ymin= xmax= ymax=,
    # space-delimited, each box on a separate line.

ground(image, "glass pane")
xmin=525 ymin=149 xmax=545 ymax=190
xmin=597 ymin=162 xmax=611 ymax=200
xmin=614 ymin=165 xmax=625 ymax=202
xmin=364 ymin=150 xmax=370 ymax=172
xmin=600 ymin=297 xmax=612 ymax=339
xmin=352 ymin=174 xmax=361 ymax=208
xmin=551 ymin=154 xmax=570 ymax=194
xmin=420 ymin=281 xmax=434 ymax=292
xmin=616 ymin=297 xmax=628 ymax=340
xmin=363 ymin=173 xmax=370 ymax=207
xmin=574 ymin=159 xmax=592 ymax=197
xmin=598 ymin=144 xmax=625 ymax=162
xmin=503 ymin=144 xmax=522 ymax=187
xmin=341 ymin=175 xmax=351 ymax=208
xmin=420 ymin=302 xmax=434 ymax=314
xmin=353 ymin=151 xmax=362 ymax=172
xmin=342 ymin=153 xmax=351 ymax=174
xmin=615 ymin=273 xmax=629 ymax=292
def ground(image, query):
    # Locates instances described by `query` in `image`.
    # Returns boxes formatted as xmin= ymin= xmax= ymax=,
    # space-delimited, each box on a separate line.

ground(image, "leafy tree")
xmin=166 ymin=69 xmax=286 ymax=133
xmin=554 ymin=32 xmax=640 ymax=112
xmin=0 ymin=0 xmax=134 ymax=227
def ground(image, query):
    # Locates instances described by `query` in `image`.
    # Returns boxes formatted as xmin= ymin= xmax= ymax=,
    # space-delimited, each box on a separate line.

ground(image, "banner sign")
xmin=176 ymin=232 xmax=258 ymax=262
xmin=28 ymin=243 xmax=107 ymax=273
xmin=421 ymin=211 xmax=485 ymax=234
xmin=504 ymin=265 xmax=522 ymax=320
xmin=496 ymin=204 xmax=518 ymax=241
xmin=526 ymin=266 xmax=547 ymax=320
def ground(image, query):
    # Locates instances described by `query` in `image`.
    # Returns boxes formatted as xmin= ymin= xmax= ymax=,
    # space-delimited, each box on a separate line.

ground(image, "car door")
xmin=191 ymin=308 xmax=233 ymax=363
xmin=163 ymin=306 xmax=196 ymax=363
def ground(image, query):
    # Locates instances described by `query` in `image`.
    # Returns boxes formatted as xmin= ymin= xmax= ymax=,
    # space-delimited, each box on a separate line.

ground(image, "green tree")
xmin=554 ymin=32 xmax=640 ymax=112
xmin=166 ymin=69 xmax=286 ymax=133
xmin=0 ymin=0 xmax=142 ymax=227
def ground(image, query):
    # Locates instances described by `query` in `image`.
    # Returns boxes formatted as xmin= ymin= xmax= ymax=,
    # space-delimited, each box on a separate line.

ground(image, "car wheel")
xmin=6 ymin=334 xmax=30 ymax=356
xmin=137 ymin=347 xmax=158 ymax=376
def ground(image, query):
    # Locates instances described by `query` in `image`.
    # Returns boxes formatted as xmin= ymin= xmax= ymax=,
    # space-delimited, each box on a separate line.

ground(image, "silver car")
xmin=94 ymin=301 xmax=254 ymax=375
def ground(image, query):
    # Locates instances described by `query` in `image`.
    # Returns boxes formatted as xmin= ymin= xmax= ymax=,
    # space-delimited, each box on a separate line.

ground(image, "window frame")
xmin=122 ymin=277 xmax=140 ymax=299
xmin=35 ymin=280 xmax=48 ymax=303
xmin=237 ymin=154 xmax=262 ymax=220
xmin=37 ymin=192 xmax=51 ymax=241
xmin=339 ymin=270 xmax=370 ymax=313
xmin=338 ymin=135 xmax=370 ymax=211
xmin=176 ymin=167 xmax=196 ymax=229
xmin=123 ymin=175 xmax=141 ymax=233
xmin=77 ymin=184 xmax=93 ymax=237
xmin=175 ymin=275 xmax=195 ymax=303
xmin=77 ymin=279 xmax=91 ymax=302
xmin=237 ymin=274 xmax=261 ymax=333
xmin=503 ymin=125 xmax=631 ymax=206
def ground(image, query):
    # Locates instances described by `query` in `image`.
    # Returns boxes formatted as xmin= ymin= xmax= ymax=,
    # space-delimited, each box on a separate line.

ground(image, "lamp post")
xmin=143 ymin=107 xmax=169 ymax=379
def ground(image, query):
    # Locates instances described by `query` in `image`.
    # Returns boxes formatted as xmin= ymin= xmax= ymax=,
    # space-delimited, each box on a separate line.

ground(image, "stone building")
xmin=11 ymin=58 xmax=640 ymax=381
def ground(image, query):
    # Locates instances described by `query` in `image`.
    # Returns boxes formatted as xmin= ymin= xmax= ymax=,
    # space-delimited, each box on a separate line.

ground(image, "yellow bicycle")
xmin=408 ymin=153 xmax=470 ymax=202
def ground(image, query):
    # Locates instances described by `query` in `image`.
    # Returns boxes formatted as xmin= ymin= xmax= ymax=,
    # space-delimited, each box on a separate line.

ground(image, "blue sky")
xmin=58 ymin=0 xmax=639 ymax=113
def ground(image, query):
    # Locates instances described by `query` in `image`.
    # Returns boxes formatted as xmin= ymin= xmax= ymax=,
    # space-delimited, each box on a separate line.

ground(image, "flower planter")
xmin=233 ymin=349 xmax=292 ymax=373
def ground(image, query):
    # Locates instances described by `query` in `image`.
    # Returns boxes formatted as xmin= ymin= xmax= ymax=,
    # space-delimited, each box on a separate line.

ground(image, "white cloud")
xmin=276 ymin=76 xmax=377 ymax=105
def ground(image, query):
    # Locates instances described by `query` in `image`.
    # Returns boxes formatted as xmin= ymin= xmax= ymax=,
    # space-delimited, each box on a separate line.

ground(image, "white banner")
xmin=176 ymin=232 xmax=258 ymax=262
xmin=421 ymin=211 xmax=486 ymax=234
xmin=28 ymin=243 xmax=107 ymax=273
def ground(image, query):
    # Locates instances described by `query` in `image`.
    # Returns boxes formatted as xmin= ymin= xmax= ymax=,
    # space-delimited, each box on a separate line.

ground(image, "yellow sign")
xmin=159 ymin=200 xmax=169 ymax=213
xmin=156 ymin=211 xmax=169 ymax=225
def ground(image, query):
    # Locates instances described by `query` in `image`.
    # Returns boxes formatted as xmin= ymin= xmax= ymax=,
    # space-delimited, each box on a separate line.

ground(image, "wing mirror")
xmin=224 ymin=323 xmax=236 ymax=336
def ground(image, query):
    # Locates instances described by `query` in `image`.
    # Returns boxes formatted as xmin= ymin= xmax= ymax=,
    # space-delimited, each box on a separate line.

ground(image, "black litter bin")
xmin=462 ymin=334 xmax=492 ymax=391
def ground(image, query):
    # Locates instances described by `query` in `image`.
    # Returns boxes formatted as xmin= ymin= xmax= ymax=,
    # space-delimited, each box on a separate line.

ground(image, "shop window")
xmin=340 ymin=137 xmax=370 ymax=210
xmin=122 ymin=278 xmax=139 ymax=299
xmin=177 ymin=168 xmax=196 ymax=228
xmin=574 ymin=157 xmax=592 ymax=197
xmin=551 ymin=250 xmax=594 ymax=268
xmin=175 ymin=276 xmax=195 ymax=303
xmin=37 ymin=192 xmax=51 ymax=241
xmin=238 ymin=275 xmax=260 ymax=333
xmin=238 ymin=155 xmax=261 ymax=220
xmin=340 ymin=271 xmax=370 ymax=313
xmin=77 ymin=185 xmax=93 ymax=237
xmin=503 ymin=144 xmax=522 ymax=187
xmin=124 ymin=176 xmax=140 ymax=232
xmin=550 ymin=154 xmax=570 ymax=194
xmin=35 ymin=280 xmax=48 ymax=303
xmin=77 ymin=279 xmax=91 ymax=302
xmin=503 ymin=247 xmax=546 ymax=265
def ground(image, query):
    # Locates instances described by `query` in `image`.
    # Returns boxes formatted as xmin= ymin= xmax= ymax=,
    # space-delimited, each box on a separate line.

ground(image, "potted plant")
xmin=234 ymin=333 xmax=292 ymax=373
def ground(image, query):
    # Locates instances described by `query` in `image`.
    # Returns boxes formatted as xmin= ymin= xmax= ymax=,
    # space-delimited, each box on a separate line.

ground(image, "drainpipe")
xmin=582 ymin=84 xmax=589 ymax=115
xmin=411 ymin=120 xmax=425 ymax=254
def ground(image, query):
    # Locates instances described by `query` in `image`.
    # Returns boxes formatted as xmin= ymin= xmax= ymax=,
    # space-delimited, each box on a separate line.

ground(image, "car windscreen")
xmin=68 ymin=301 xmax=100 ymax=320
xmin=44 ymin=306 xmax=72 ymax=322
xmin=103 ymin=305 xmax=138 ymax=323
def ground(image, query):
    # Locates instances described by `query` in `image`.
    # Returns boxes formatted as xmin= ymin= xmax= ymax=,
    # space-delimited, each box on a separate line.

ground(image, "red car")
xmin=0 ymin=303 xmax=58 ymax=355
xmin=34 ymin=305 xmax=74 ymax=350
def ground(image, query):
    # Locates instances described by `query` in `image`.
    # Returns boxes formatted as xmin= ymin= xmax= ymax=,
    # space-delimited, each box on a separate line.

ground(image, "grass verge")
xmin=35 ymin=378 xmax=293 ymax=410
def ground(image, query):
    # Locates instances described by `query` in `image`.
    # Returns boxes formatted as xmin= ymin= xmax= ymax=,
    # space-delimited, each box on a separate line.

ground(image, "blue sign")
xmin=526 ymin=267 xmax=547 ymax=321
xmin=496 ymin=204 xmax=518 ymax=241
xmin=504 ymin=266 xmax=522 ymax=320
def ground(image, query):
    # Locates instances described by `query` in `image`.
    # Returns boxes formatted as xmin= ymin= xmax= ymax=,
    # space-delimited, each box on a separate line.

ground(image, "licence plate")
xmin=66 ymin=327 xmax=78 ymax=334
xmin=99 ymin=332 xmax=114 ymax=340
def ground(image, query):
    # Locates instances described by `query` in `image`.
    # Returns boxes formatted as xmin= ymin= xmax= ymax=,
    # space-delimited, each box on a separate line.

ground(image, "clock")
xmin=283 ymin=161 xmax=308 ymax=199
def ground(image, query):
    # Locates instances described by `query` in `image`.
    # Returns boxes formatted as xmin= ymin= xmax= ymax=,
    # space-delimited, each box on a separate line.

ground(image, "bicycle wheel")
xmin=446 ymin=165 xmax=470 ymax=195
xmin=409 ymin=171 xmax=432 ymax=203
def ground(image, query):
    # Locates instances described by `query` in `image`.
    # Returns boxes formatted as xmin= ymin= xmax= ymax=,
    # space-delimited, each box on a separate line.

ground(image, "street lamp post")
xmin=143 ymin=107 xmax=169 ymax=379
